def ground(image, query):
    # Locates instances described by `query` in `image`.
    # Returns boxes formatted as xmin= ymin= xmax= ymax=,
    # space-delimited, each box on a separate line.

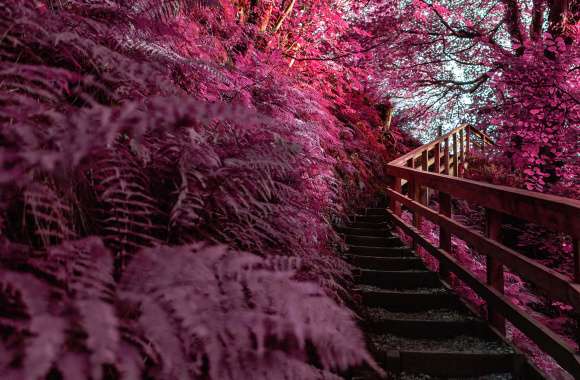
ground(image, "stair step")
xmin=346 ymin=221 xmax=391 ymax=229
xmin=353 ymin=372 xmax=514 ymax=380
xmin=347 ymin=245 xmax=414 ymax=257
xmin=345 ymin=235 xmax=401 ymax=247
xmin=370 ymin=332 xmax=514 ymax=356
xmin=362 ymin=208 xmax=388 ymax=216
xmin=364 ymin=318 xmax=489 ymax=339
xmin=365 ymin=306 xmax=475 ymax=323
xmin=344 ymin=200 xmax=543 ymax=380
xmin=360 ymin=288 xmax=460 ymax=311
xmin=363 ymin=307 xmax=488 ymax=339
xmin=336 ymin=226 xmax=391 ymax=236
xmin=358 ymin=270 xmax=440 ymax=289
xmin=371 ymin=334 xmax=517 ymax=377
xmin=353 ymin=215 xmax=389 ymax=223
xmin=347 ymin=256 xmax=425 ymax=271
xmin=390 ymin=351 xmax=517 ymax=378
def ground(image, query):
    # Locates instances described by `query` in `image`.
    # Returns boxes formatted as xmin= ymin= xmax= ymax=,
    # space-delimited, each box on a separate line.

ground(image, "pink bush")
xmin=0 ymin=1 xmax=400 ymax=378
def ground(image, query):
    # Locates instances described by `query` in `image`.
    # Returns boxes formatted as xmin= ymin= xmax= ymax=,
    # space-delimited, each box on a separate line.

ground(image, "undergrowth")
xmin=0 ymin=1 xmax=405 ymax=378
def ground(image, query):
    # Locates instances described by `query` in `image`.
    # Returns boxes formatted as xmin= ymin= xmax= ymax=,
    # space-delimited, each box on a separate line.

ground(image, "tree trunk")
xmin=530 ymin=0 xmax=546 ymax=40
xmin=502 ymin=0 xmax=526 ymax=55
xmin=258 ymin=2 xmax=273 ymax=32
xmin=273 ymin=0 xmax=296 ymax=33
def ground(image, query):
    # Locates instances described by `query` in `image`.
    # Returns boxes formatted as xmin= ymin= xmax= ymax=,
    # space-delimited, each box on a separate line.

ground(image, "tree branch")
xmin=501 ymin=0 xmax=527 ymax=54
xmin=530 ymin=0 xmax=547 ymax=40
xmin=273 ymin=0 xmax=296 ymax=33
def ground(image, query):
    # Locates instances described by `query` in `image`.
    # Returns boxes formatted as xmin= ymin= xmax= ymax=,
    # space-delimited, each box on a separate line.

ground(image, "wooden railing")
xmin=386 ymin=124 xmax=580 ymax=376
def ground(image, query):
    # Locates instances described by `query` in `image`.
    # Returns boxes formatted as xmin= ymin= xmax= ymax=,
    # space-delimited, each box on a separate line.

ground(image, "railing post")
xmin=389 ymin=177 xmax=402 ymax=217
xmin=485 ymin=208 xmax=506 ymax=335
xmin=405 ymin=158 xmax=414 ymax=199
xmin=421 ymin=150 xmax=429 ymax=204
xmin=574 ymin=239 xmax=580 ymax=283
xmin=452 ymin=133 xmax=459 ymax=177
xmin=434 ymin=143 xmax=441 ymax=174
xmin=443 ymin=138 xmax=450 ymax=175
xmin=574 ymin=239 xmax=580 ymax=344
xmin=439 ymin=191 xmax=452 ymax=282
xmin=465 ymin=127 xmax=471 ymax=157
xmin=459 ymin=128 xmax=465 ymax=177
xmin=407 ymin=176 xmax=421 ymax=250
xmin=406 ymin=157 xmax=421 ymax=250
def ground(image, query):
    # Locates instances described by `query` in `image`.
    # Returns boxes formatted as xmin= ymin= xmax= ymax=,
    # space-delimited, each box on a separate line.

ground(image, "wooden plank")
xmin=364 ymin=318 xmax=488 ymax=339
xmin=433 ymin=143 xmax=441 ymax=174
xmin=467 ymin=125 xmax=495 ymax=146
xmin=360 ymin=269 xmax=440 ymax=289
xmin=452 ymin=133 xmax=459 ymax=176
xmin=360 ymin=289 xmax=460 ymax=310
xmin=421 ymin=150 xmax=429 ymax=204
xmin=386 ymin=189 xmax=580 ymax=309
xmin=439 ymin=191 xmax=452 ymax=281
xmin=390 ymin=124 xmax=467 ymax=166
xmin=386 ymin=211 xmax=580 ymax=377
xmin=408 ymin=175 xmax=421 ymax=249
xmin=398 ymin=351 xmax=515 ymax=377
xmin=423 ymin=150 xmax=448 ymax=174
xmin=486 ymin=208 xmax=506 ymax=335
xmin=466 ymin=129 xmax=471 ymax=156
xmin=391 ymin=125 xmax=493 ymax=166
xmin=459 ymin=128 xmax=465 ymax=176
xmin=402 ymin=158 xmax=414 ymax=192
xmin=385 ymin=165 xmax=580 ymax=238
xmin=575 ymin=239 xmax=580 ymax=283
xmin=390 ymin=177 xmax=402 ymax=217
xmin=443 ymin=138 xmax=450 ymax=175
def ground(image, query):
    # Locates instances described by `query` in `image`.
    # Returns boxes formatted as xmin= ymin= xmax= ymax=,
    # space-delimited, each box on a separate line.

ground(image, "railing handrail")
xmin=386 ymin=165 xmax=580 ymax=238
xmin=385 ymin=124 xmax=580 ymax=377
xmin=390 ymin=124 xmax=494 ymax=166
xmin=386 ymin=187 xmax=580 ymax=308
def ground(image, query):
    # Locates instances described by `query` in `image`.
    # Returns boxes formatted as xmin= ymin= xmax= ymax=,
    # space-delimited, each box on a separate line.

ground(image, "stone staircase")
xmin=338 ymin=207 xmax=544 ymax=380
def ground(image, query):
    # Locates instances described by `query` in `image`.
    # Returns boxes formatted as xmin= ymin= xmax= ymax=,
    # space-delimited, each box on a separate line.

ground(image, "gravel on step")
xmin=399 ymin=373 xmax=513 ymax=380
xmin=363 ymin=307 xmax=477 ymax=322
xmin=369 ymin=333 xmax=515 ymax=354
xmin=355 ymin=284 xmax=447 ymax=294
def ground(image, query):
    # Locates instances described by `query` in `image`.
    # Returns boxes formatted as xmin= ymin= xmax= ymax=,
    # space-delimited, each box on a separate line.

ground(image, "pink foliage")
xmin=0 ymin=0 xmax=404 ymax=378
xmin=489 ymin=33 xmax=579 ymax=195
xmin=1 ymin=0 xmax=577 ymax=378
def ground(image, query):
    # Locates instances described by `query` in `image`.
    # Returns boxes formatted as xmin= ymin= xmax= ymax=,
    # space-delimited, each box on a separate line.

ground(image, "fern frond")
xmin=120 ymin=243 xmax=375 ymax=379
xmin=92 ymin=144 xmax=164 ymax=257
xmin=0 ymin=1 xmax=387 ymax=378
xmin=131 ymin=0 xmax=219 ymax=21
xmin=0 ymin=237 xmax=122 ymax=380
xmin=23 ymin=182 xmax=75 ymax=248
xmin=0 ymin=270 xmax=66 ymax=379
xmin=48 ymin=237 xmax=119 ymax=379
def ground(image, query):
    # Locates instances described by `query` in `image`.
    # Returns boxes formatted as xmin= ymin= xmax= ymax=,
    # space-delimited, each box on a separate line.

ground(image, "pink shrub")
xmin=0 ymin=0 xmax=400 ymax=378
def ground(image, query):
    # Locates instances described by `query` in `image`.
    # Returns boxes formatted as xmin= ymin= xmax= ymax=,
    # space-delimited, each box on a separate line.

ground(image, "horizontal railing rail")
xmin=386 ymin=124 xmax=580 ymax=377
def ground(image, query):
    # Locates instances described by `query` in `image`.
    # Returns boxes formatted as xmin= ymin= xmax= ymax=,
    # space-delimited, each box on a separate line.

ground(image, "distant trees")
xmin=358 ymin=0 xmax=578 ymax=194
